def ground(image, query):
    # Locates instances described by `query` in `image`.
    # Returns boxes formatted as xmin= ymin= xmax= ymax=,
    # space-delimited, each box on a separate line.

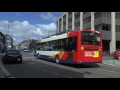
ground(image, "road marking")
xmin=97 ymin=68 xmax=120 ymax=73
xmin=52 ymin=72 xmax=59 ymax=75
xmin=0 ymin=64 xmax=13 ymax=78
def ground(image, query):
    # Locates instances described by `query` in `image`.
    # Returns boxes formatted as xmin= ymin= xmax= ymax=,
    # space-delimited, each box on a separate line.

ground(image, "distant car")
xmin=114 ymin=50 xmax=120 ymax=60
xmin=24 ymin=49 xmax=28 ymax=52
xmin=2 ymin=49 xmax=22 ymax=64
xmin=28 ymin=49 xmax=33 ymax=53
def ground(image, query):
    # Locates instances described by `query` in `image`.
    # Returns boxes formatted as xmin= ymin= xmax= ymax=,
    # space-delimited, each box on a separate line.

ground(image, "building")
xmin=56 ymin=12 xmax=119 ymax=55
xmin=0 ymin=32 xmax=5 ymax=53
xmin=5 ymin=34 xmax=13 ymax=49
xmin=20 ymin=39 xmax=32 ymax=50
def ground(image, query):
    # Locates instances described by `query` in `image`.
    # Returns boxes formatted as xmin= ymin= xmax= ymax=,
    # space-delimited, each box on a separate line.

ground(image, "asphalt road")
xmin=1 ymin=51 xmax=120 ymax=78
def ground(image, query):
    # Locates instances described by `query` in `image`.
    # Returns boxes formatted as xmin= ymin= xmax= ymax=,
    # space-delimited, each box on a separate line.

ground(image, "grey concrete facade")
xmin=56 ymin=12 xmax=120 ymax=55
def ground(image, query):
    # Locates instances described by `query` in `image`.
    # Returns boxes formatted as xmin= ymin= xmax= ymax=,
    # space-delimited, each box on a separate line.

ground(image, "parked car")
xmin=24 ymin=49 xmax=28 ymax=52
xmin=28 ymin=49 xmax=33 ymax=53
xmin=114 ymin=50 xmax=120 ymax=60
xmin=2 ymin=49 xmax=22 ymax=64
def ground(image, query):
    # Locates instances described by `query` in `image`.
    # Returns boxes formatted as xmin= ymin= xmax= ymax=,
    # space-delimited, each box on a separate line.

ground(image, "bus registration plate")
xmin=85 ymin=51 xmax=99 ymax=57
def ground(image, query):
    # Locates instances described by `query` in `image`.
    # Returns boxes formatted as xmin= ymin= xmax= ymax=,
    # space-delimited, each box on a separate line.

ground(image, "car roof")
xmin=6 ymin=49 xmax=20 ymax=51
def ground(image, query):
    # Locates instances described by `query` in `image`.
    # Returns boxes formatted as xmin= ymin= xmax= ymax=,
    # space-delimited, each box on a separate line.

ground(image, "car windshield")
xmin=6 ymin=50 xmax=20 ymax=55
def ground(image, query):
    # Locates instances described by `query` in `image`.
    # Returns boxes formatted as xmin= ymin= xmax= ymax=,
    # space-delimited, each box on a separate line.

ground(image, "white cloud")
xmin=39 ymin=12 xmax=57 ymax=22
xmin=0 ymin=20 xmax=57 ymax=45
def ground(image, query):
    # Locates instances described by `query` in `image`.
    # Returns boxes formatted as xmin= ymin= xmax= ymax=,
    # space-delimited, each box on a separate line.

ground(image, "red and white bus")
xmin=36 ymin=30 xmax=102 ymax=64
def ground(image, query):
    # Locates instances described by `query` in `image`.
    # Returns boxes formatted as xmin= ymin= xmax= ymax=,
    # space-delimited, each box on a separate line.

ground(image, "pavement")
xmin=102 ymin=54 xmax=120 ymax=67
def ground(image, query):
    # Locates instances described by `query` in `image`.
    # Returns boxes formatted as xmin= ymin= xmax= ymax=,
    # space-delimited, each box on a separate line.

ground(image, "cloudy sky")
xmin=0 ymin=12 xmax=62 ymax=45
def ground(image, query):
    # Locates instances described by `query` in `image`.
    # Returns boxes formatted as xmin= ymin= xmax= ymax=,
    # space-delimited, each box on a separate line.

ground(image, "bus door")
xmin=65 ymin=37 xmax=77 ymax=63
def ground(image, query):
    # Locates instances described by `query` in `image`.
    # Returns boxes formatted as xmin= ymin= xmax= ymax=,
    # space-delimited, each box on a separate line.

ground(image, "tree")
xmin=29 ymin=39 xmax=35 ymax=49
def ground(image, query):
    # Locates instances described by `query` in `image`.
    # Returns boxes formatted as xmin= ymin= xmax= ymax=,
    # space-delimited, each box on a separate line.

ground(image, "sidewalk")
xmin=102 ymin=54 xmax=120 ymax=67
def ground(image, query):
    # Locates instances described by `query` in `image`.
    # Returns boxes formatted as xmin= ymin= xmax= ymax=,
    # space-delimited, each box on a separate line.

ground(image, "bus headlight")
xmin=81 ymin=46 xmax=84 ymax=50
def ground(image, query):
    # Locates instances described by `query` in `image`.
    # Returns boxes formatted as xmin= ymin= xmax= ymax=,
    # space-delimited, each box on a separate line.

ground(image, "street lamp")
xmin=7 ymin=21 xmax=13 ymax=48
xmin=8 ymin=21 xmax=13 ymax=35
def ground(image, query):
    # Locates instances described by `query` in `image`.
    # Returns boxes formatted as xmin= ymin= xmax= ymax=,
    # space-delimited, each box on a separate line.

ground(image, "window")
xmin=68 ymin=26 xmax=72 ymax=29
xmin=116 ymin=25 xmax=120 ymax=32
xmin=68 ymin=18 xmax=72 ymax=23
xmin=68 ymin=12 xmax=72 ymax=15
xmin=116 ymin=13 xmax=120 ymax=19
xmin=63 ymin=28 xmax=66 ymax=31
xmin=63 ymin=21 xmax=66 ymax=25
xmin=59 ymin=18 xmax=61 ymax=23
xmin=102 ymin=12 xmax=111 ymax=18
xmin=81 ymin=32 xmax=100 ymax=46
xmin=83 ymin=12 xmax=87 ymax=14
xmin=95 ymin=24 xmax=102 ymax=31
xmin=83 ymin=16 xmax=91 ymax=24
xmin=95 ymin=12 xmax=102 ymax=19
xmin=63 ymin=15 xmax=66 ymax=20
xmin=75 ymin=21 xmax=80 ymax=28
xmin=75 ymin=12 xmax=80 ymax=19
xmin=63 ymin=37 xmax=77 ymax=52
xmin=102 ymin=24 xmax=111 ymax=31
xmin=84 ymin=27 xmax=91 ymax=30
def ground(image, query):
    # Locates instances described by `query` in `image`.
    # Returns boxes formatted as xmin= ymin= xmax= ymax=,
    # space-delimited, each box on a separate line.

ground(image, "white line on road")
xmin=0 ymin=64 xmax=14 ymax=78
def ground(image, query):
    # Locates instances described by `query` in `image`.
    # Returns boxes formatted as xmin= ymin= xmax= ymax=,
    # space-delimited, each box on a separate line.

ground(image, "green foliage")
xmin=29 ymin=39 xmax=35 ymax=49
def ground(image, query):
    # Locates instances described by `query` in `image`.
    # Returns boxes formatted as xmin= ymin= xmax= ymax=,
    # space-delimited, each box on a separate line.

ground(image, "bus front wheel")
xmin=55 ymin=56 xmax=60 ymax=64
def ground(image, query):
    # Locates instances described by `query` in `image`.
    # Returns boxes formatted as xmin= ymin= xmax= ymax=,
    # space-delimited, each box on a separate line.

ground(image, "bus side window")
xmin=67 ymin=37 xmax=77 ymax=52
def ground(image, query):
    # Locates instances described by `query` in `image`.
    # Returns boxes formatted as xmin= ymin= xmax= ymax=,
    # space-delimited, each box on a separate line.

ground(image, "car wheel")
xmin=118 ymin=56 xmax=120 ymax=60
xmin=55 ymin=56 xmax=60 ymax=64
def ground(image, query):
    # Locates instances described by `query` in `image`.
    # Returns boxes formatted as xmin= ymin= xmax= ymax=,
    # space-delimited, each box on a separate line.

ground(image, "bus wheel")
xmin=55 ymin=56 xmax=60 ymax=64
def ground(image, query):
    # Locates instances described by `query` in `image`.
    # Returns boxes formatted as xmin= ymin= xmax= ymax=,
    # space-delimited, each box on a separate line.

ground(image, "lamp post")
xmin=7 ymin=21 xmax=13 ymax=48
xmin=8 ymin=21 xmax=9 ymax=35
xmin=8 ymin=21 xmax=13 ymax=35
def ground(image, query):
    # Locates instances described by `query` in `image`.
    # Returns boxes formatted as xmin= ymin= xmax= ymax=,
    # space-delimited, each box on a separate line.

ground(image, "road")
xmin=1 ymin=51 xmax=120 ymax=78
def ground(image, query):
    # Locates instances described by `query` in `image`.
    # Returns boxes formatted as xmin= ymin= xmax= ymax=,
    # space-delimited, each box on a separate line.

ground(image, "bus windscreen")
xmin=81 ymin=32 xmax=100 ymax=45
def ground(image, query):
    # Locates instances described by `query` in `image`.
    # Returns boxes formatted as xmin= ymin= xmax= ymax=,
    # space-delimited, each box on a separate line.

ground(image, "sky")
xmin=0 ymin=12 xmax=62 ymax=45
